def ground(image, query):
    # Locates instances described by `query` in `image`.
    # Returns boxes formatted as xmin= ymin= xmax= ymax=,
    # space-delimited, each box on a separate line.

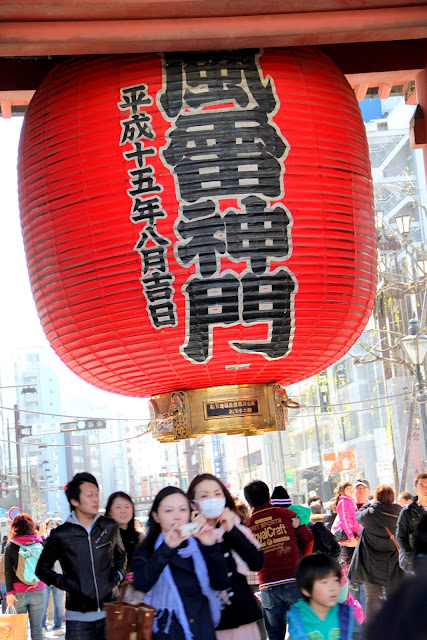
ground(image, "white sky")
xmin=0 ymin=118 xmax=44 ymax=347
xmin=0 ymin=117 xmax=149 ymax=420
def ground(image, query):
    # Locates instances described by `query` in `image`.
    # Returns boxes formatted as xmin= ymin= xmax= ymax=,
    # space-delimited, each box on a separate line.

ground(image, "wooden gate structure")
xmin=1 ymin=1 xmax=427 ymax=170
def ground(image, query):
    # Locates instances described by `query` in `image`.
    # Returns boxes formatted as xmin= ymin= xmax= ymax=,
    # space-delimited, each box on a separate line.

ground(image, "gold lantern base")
xmin=148 ymin=383 xmax=289 ymax=442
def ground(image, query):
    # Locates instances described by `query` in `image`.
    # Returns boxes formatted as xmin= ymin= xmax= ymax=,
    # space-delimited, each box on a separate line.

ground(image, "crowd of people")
xmin=1 ymin=470 xmax=427 ymax=639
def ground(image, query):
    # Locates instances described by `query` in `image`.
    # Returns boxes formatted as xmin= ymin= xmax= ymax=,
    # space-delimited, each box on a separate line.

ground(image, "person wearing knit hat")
xmin=271 ymin=486 xmax=292 ymax=507
xmin=271 ymin=486 xmax=311 ymax=528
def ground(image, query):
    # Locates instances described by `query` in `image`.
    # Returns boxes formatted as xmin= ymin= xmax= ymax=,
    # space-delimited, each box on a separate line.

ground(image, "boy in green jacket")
xmin=288 ymin=554 xmax=354 ymax=640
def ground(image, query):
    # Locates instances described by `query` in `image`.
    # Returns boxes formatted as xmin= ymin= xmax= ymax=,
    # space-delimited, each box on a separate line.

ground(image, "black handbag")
xmin=334 ymin=529 xmax=349 ymax=542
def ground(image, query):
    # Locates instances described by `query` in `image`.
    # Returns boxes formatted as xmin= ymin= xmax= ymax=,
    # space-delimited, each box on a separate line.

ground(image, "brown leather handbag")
xmin=104 ymin=583 xmax=156 ymax=640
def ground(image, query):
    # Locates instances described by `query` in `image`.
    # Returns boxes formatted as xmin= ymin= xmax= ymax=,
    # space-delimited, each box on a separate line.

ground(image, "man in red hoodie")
xmin=244 ymin=480 xmax=313 ymax=640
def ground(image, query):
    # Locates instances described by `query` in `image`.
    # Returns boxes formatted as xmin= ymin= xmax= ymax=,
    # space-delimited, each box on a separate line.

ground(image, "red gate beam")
xmin=0 ymin=7 xmax=427 ymax=56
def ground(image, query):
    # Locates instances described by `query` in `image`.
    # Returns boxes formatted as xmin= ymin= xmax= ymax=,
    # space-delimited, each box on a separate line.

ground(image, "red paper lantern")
xmin=18 ymin=48 xmax=376 ymax=399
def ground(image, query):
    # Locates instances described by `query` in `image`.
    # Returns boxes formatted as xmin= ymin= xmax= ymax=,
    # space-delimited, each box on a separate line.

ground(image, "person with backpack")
xmin=4 ymin=513 xmax=46 ymax=640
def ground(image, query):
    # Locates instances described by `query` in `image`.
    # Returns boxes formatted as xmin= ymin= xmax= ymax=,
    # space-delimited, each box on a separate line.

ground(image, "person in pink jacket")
xmin=332 ymin=482 xmax=361 ymax=569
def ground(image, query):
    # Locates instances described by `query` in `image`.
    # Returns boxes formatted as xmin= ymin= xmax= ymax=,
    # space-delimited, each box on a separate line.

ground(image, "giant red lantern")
xmin=18 ymin=48 xmax=376 ymax=438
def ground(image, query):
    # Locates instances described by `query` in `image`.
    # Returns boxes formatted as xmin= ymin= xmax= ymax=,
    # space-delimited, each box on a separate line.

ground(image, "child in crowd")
xmin=288 ymin=554 xmax=354 ymax=640
xmin=271 ymin=486 xmax=311 ymax=528
xmin=331 ymin=482 xmax=360 ymax=569
xmin=337 ymin=569 xmax=364 ymax=625
xmin=331 ymin=483 xmax=360 ymax=543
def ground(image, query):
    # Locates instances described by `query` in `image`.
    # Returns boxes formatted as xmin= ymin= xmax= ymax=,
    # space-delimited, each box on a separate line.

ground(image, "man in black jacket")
xmin=396 ymin=471 xmax=427 ymax=573
xmin=36 ymin=472 xmax=126 ymax=640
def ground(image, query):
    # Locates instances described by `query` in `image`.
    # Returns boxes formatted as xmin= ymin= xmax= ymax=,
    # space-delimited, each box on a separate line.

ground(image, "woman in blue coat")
xmin=133 ymin=486 xmax=229 ymax=640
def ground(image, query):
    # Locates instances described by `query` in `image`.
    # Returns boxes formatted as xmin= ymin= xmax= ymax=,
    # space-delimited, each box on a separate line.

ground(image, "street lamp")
xmin=375 ymin=210 xmax=384 ymax=231
xmin=400 ymin=317 xmax=427 ymax=477
xmin=395 ymin=213 xmax=411 ymax=236
xmin=400 ymin=317 xmax=427 ymax=405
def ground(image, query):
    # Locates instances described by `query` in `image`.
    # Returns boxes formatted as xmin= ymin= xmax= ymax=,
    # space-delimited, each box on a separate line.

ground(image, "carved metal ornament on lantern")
xmin=18 ymin=48 xmax=376 ymax=439
xmin=148 ymin=384 xmax=291 ymax=442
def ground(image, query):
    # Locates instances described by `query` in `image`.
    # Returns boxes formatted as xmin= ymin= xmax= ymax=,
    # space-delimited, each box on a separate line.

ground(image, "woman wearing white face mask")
xmin=187 ymin=474 xmax=264 ymax=640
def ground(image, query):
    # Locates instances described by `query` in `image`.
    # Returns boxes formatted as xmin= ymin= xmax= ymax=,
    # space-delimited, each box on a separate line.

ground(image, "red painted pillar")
xmin=414 ymin=42 xmax=427 ymax=174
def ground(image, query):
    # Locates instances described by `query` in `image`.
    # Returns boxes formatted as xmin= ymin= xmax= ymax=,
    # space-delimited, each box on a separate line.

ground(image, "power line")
xmin=0 ymin=428 xmax=150 ymax=448
xmin=290 ymin=390 xmax=411 ymax=411
xmin=0 ymin=396 xmax=415 ymax=448
xmin=0 ymin=404 xmax=151 ymax=422
xmin=0 ymin=389 xmax=413 ymax=420
xmin=288 ymin=396 xmax=411 ymax=418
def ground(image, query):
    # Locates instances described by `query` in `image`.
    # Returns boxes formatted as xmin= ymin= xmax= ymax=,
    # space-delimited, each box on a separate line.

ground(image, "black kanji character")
xmin=181 ymin=267 xmax=296 ymax=363
xmin=231 ymin=268 xmax=296 ymax=359
xmin=158 ymin=50 xmax=277 ymax=118
xmin=120 ymin=113 xmax=155 ymax=145
xmin=147 ymin=301 xmax=177 ymax=328
xmin=141 ymin=272 xmax=175 ymax=303
xmin=130 ymin=196 xmax=166 ymax=224
xmin=135 ymin=226 xmax=170 ymax=249
xmin=136 ymin=246 xmax=168 ymax=274
xmin=118 ymin=84 xmax=153 ymax=115
xmin=176 ymin=201 xmax=225 ymax=277
xmin=127 ymin=166 xmax=162 ymax=197
xmin=224 ymin=196 xmax=291 ymax=274
xmin=162 ymin=108 xmax=288 ymax=202
xmin=183 ymin=53 xmax=250 ymax=110
xmin=124 ymin=143 xmax=156 ymax=168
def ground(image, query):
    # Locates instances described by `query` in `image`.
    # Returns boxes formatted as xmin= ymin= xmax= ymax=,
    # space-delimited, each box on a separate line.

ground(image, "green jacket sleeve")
xmin=290 ymin=505 xmax=311 ymax=526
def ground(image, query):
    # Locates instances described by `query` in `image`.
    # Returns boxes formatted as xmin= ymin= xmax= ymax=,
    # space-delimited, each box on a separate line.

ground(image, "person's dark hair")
xmin=187 ymin=473 xmax=236 ymax=512
xmin=65 ymin=472 xmax=98 ymax=511
xmin=11 ymin=513 xmax=36 ymax=537
xmin=105 ymin=491 xmax=135 ymax=519
xmin=308 ymin=496 xmax=323 ymax=507
xmin=310 ymin=501 xmax=323 ymax=515
xmin=296 ymin=553 xmax=341 ymax=599
xmin=141 ymin=486 xmax=189 ymax=556
xmin=398 ymin=491 xmax=413 ymax=502
xmin=374 ymin=484 xmax=394 ymax=504
xmin=244 ymin=480 xmax=270 ymax=508
xmin=105 ymin=491 xmax=136 ymax=532
xmin=414 ymin=472 xmax=427 ymax=487
xmin=334 ymin=482 xmax=352 ymax=508
xmin=234 ymin=498 xmax=249 ymax=523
